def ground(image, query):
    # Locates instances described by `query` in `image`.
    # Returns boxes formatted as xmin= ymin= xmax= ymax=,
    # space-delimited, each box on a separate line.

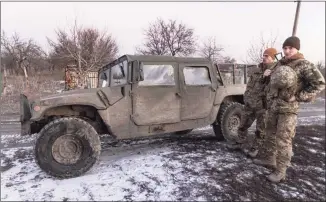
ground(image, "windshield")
xmin=98 ymin=60 xmax=128 ymax=88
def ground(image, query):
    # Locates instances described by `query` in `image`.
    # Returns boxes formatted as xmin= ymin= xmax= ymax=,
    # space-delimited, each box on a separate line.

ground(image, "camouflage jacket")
xmin=265 ymin=53 xmax=325 ymax=114
xmin=244 ymin=62 xmax=275 ymax=110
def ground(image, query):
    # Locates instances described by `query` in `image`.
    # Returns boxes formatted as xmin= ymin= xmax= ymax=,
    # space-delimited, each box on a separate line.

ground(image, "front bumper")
xmin=20 ymin=94 xmax=32 ymax=135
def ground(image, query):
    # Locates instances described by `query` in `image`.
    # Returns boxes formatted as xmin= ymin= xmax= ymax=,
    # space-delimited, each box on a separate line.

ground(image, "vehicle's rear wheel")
xmin=218 ymin=102 xmax=244 ymax=142
xmin=175 ymin=129 xmax=193 ymax=135
xmin=34 ymin=117 xmax=101 ymax=179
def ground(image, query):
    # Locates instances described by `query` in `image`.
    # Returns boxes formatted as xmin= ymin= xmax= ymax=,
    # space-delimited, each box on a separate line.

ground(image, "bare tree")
xmin=1 ymin=31 xmax=46 ymax=78
xmin=316 ymin=60 xmax=325 ymax=78
xmin=223 ymin=56 xmax=237 ymax=63
xmin=315 ymin=61 xmax=325 ymax=70
xmin=136 ymin=18 xmax=197 ymax=57
xmin=246 ymin=32 xmax=279 ymax=64
xmin=199 ymin=36 xmax=224 ymax=63
xmin=47 ymin=19 xmax=119 ymax=73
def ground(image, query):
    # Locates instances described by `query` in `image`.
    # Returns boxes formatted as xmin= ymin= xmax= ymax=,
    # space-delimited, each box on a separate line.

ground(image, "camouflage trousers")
xmin=238 ymin=104 xmax=266 ymax=149
xmin=259 ymin=110 xmax=297 ymax=173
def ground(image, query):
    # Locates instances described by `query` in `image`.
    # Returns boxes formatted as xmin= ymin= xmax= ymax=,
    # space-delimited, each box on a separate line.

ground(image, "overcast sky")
xmin=1 ymin=1 xmax=325 ymax=64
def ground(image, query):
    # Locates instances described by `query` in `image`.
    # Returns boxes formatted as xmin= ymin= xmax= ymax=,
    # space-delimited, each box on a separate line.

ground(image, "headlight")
xmin=33 ymin=105 xmax=41 ymax=112
xmin=30 ymin=101 xmax=41 ymax=112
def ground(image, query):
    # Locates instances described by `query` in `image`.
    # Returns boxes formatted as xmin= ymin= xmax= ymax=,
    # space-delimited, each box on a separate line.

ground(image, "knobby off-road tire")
xmin=213 ymin=102 xmax=244 ymax=142
xmin=175 ymin=129 xmax=193 ymax=135
xmin=219 ymin=102 xmax=244 ymax=142
xmin=34 ymin=117 xmax=101 ymax=179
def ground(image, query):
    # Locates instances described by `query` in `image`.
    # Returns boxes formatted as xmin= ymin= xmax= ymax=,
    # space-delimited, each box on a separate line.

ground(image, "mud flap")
xmin=21 ymin=121 xmax=31 ymax=136
xmin=20 ymin=94 xmax=32 ymax=122
xmin=20 ymin=94 xmax=32 ymax=135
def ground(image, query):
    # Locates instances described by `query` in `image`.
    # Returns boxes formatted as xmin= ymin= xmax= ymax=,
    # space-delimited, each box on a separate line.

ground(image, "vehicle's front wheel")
xmin=34 ymin=117 xmax=101 ymax=179
xmin=216 ymin=102 xmax=244 ymax=142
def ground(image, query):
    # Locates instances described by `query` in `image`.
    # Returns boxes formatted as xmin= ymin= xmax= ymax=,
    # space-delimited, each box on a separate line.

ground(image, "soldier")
xmin=227 ymin=48 xmax=277 ymax=158
xmin=253 ymin=36 xmax=325 ymax=183
xmin=69 ymin=71 xmax=78 ymax=90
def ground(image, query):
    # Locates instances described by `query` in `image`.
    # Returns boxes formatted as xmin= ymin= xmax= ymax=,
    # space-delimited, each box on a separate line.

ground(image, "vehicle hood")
xmin=36 ymin=88 xmax=108 ymax=109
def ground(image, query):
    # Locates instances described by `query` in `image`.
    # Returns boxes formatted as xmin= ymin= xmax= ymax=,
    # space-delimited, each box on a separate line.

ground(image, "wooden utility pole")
xmin=292 ymin=0 xmax=301 ymax=36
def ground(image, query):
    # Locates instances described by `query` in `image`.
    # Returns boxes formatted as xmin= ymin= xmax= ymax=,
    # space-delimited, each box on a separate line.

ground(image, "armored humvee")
xmin=20 ymin=54 xmax=253 ymax=179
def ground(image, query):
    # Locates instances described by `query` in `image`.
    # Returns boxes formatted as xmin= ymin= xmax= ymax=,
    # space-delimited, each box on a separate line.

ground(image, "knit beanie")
xmin=282 ymin=36 xmax=300 ymax=50
xmin=263 ymin=48 xmax=278 ymax=60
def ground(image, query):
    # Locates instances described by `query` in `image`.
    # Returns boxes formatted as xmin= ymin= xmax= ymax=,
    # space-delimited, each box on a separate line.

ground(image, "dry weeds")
xmin=0 ymin=75 xmax=64 ymax=115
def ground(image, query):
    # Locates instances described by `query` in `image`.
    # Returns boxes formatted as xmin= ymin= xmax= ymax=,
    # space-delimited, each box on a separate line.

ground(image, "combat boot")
xmin=226 ymin=142 xmax=251 ymax=157
xmin=226 ymin=132 xmax=247 ymax=150
xmin=253 ymin=157 xmax=276 ymax=169
xmin=267 ymin=170 xmax=286 ymax=183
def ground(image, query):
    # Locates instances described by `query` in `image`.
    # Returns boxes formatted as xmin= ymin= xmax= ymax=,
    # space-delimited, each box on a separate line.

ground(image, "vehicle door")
xmin=179 ymin=63 xmax=217 ymax=120
xmin=131 ymin=62 xmax=181 ymax=126
xmin=97 ymin=60 xmax=131 ymax=131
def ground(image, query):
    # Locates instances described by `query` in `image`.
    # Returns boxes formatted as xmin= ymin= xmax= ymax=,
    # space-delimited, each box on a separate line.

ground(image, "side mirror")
xmin=139 ymin=65 xmax=144 ymax=81
xmin=132 ymin=60 xmax=144 ymax=82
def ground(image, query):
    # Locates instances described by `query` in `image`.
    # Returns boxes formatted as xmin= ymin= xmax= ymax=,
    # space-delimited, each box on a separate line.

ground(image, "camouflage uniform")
xmin=236 ymin=63 xmax=275 ymax=149
xmin=67 ymin=71 xmax=78 ymax=90
xmin=255 ymin=53 xmax=325 ymax=181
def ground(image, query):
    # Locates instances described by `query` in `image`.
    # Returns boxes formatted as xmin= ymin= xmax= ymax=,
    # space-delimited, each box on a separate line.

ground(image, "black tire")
xmin=212 ymin=103 xmax=228 ymax=141
xmin=218 ymin=102 xmax=244 ymax=142
xmin=34 ymin=117 xmax=101 ymax=179
xmin=175 ymin=129 xmax=193 ymax=135
xmin=212 ymin=123 xmax=224 ymax=141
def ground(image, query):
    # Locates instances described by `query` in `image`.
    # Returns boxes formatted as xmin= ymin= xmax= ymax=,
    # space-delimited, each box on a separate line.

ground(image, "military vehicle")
xmin=20 ymin=54 xmax=253 ymax=179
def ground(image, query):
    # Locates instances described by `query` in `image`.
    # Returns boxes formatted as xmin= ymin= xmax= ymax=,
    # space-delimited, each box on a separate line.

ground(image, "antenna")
xmin=292 ymin=0 xmax=301 ymax=36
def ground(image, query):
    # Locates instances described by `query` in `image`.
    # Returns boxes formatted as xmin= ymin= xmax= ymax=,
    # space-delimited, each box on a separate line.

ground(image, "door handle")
xmin=176 ymin=92 xmax=182 ymax=97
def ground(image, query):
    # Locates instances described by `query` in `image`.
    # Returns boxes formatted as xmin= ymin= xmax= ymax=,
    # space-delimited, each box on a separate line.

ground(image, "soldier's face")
xmin=283 ymin=46 xmax=298 ymax=58
xmin=262 ymin=54 xmax=274 ymax=64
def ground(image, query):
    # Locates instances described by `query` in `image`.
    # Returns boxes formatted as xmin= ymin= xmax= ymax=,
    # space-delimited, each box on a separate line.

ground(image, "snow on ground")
xmin=0 ymin=136 xmax=263 ymax=201
xmin=315 ymin=97 xmax=325 ymax=102
xmin=0 ymin=100 xmax=325 ymax=201
xmin=299 ymin=108 xmax=325 ymax=112
xmin=297 ymin=115 xmax=325 ymax=125
xmin=1 ymin=133 xmax=38 ymax=148
xmin=1 ymin=147 xmax=179 ymax=201
xmin=1 ymin=123 xmax=325 ymax=201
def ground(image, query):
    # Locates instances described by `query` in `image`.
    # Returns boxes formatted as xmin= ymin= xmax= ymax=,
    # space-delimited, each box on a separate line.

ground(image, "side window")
xmin=111 ymin=60 xmax=128 ymax=86
xmin=98 ymin=69 xmax=110 ymax=88
xmin=183 ymin=66 xmax=211 ymax=85
xmin=139 ymin=64 xmax=175 ymax=86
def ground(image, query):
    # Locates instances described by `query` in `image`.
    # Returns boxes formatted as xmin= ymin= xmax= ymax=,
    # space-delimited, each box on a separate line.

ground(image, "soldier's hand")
xmin=263 ymin=69 xmax=272 ymax=77
xmin=288 ymin=96 xmax=296 ymax=102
